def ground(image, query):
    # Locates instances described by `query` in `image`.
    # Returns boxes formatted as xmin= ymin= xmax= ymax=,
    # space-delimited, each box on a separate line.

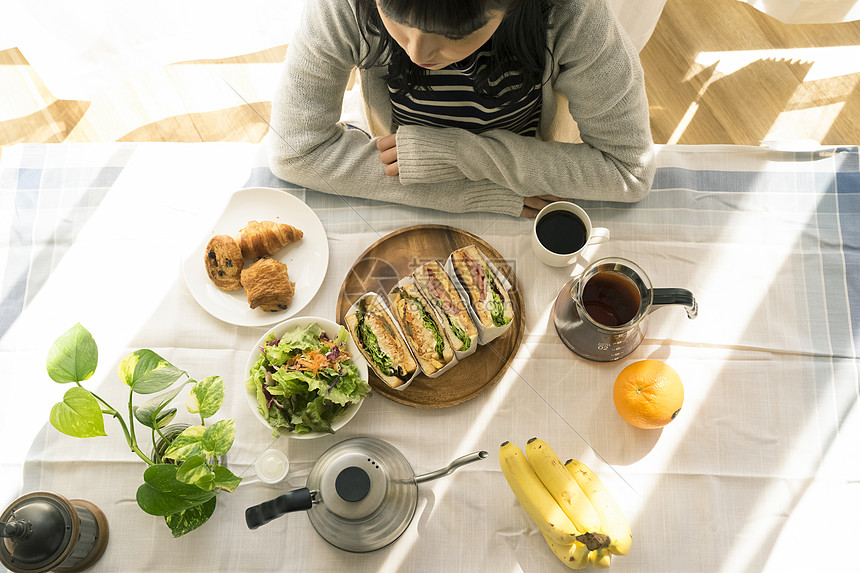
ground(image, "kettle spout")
xmin=414 ymin=451 xmax=488 ymax=484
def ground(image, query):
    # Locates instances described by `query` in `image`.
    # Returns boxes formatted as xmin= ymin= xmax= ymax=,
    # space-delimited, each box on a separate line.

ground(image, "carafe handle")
xmin=652 ymin=288 xmax=698 ymax=319
xmin=245 ymin=488 xmax=314 ymax=530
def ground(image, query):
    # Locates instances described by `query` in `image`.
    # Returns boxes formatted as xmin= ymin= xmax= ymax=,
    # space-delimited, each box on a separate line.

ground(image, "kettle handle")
xmin=652 ymin=288 xmax=698 ymax=319
xmin=245 ymin=488 xmax=314 ymax=530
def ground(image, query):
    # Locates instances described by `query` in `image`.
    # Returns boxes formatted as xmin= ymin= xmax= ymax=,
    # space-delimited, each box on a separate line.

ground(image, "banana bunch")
xmin=498 ymin=439 xmax=632 ymax=569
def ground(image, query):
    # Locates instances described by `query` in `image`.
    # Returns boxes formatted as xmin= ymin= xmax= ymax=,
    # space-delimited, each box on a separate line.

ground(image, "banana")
xmin=572 ymin=543 xmax=590 ymax=566
xmin=588 ymin=548 xmax=612 ymax=568
xmin=540 ymin=532 xmax=589 ymax=570
xmin=498 ymin=441 xmax=579 ymax=545
xmin=565 ymin=458 xmax=632 ymax=556
xmin=525 ymin=438 xmax=601 ymax=534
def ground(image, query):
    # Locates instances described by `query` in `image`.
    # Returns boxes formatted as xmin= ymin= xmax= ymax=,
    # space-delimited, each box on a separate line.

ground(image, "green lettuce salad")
xmin=246 ymin=323 xmax=370 ymax=436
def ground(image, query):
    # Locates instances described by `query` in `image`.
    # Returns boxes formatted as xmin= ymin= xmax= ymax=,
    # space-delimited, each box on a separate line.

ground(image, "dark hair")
xmin=356 ymin=0 xmax=554 ymax=106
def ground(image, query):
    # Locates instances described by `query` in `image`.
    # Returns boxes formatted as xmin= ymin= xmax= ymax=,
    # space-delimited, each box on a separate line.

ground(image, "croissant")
xmin=235 ymin=220 xmax=303 ymax=259
xmin=240 ymin=258 xmax=295 ymax=311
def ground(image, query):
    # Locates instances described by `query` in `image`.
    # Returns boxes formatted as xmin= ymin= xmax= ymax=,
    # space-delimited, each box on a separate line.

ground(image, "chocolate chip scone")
xmin=204 ymin=235 xmax=244 ymax=291
xmin=240 ymin=257 xmax=295 ymax=311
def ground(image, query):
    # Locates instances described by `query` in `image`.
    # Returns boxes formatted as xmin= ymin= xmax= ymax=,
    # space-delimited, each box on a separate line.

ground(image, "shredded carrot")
xmin=280 ymin=345 xmax=353 ymax=376
xmin=291 ymin=350 xmax=328 ymax=374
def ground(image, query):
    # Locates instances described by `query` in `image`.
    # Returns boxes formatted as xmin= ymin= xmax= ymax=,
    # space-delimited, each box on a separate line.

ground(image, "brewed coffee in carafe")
xmin=580 ymin=271 xmax=641 ymax=327
xmin=553 ymin=258 xmax=697 ymax=362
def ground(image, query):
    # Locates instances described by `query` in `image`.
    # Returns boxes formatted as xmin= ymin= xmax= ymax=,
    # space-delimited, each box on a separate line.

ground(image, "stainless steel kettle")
xmin=245 ymin=436 xmax=487 ymax=552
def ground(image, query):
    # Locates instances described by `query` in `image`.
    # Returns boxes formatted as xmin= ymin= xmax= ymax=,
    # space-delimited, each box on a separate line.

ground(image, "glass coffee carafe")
xmin=553 ymin=258 xmax=698 ymax=362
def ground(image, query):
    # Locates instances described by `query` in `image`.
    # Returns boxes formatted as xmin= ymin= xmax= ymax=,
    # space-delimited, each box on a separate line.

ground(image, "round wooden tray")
xmin=335 ymin=225 xmax=525 ymax=408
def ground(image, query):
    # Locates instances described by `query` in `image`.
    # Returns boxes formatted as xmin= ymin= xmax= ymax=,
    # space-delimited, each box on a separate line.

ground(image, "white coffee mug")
xmin=531 ymin=202 xmax=610 ymax=268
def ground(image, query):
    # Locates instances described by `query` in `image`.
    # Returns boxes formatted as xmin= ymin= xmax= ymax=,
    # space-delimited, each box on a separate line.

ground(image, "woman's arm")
xmin=267 ymin=0 xmax=524 ymax=216
xmin=392 ymin=0 xmax=656 ymax=203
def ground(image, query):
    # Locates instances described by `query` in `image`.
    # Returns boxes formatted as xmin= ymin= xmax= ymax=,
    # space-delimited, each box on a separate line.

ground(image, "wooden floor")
xmin=1 ymin=0 xmax=859 ymax=158
xmin=641 ymin=0 xmax=860 ymax=145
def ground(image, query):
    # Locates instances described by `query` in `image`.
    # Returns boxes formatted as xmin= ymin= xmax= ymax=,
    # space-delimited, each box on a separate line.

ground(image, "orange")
xmin=613 ymin=360 xmax=684 ymax=429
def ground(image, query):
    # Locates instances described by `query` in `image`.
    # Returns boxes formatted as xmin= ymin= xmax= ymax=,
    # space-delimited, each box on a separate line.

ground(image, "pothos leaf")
xmin=201 ymin=419 xmax=235 ymax=458
xmin=136 ymin=464 xmax=216 ymax=516
xmin=189 ymin=376 xmax=224 ymax=419
xmin=153 ymin=408 xmax=177 ymax=430
xmin=46 ymin=323 xmax=98 ymax=384
xmin=213 ymin=465 xmax=241 ymax=493
xmin=164 ymin=497 xmax=216 ymax=538
xmin=49 ymin=387 xmax=107 ymax=438
xmin=134 ymin=383 xmax=188 ymax=429
xmin=175 ymin=455 xmax=215 ymax=491
xmin=163 ymin=425 xmax=205 ymax=462
xmin=118 ymin=349 xmax=184 ymax=395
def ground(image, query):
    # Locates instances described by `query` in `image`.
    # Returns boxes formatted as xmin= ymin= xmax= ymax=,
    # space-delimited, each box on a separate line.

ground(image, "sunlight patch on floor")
xmin=692 ymin=46 xmax=860 ymax=80
xmin=670 ymin=46 xmax=860 ymax=145
xmin=0 ymin=65 xmax=52 ymax=120
xmin=65 ymin=63 xmax=280 ymax=142
xmin=766 ymin=101 xmax=846 ymax=144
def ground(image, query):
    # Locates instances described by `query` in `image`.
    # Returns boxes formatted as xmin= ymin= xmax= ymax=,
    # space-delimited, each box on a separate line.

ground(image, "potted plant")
xmin=45 ymin=323 xmax=241 ymax=537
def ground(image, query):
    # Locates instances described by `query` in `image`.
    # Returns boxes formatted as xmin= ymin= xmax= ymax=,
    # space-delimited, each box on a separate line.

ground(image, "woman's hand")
xmin=521 ymin=195 xmax=564 ymax=218
xmin=377 ymin=134 xmax=399 ymax=176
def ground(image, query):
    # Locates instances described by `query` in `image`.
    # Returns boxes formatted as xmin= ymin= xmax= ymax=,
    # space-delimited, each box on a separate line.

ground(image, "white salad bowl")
xmin=244 ymin=316 xmax=369 ymax=439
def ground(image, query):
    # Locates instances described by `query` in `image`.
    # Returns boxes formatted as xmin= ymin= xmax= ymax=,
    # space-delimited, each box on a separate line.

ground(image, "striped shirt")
xmin=388 ymin=45 xmax=542 ymax=137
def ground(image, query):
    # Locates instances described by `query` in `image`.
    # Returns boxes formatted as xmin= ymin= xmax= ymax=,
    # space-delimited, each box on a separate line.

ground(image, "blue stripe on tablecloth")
xmin=811 ymin=167 xmax=852 ymax=360
xmin=17 ymin=168 xmax=43 ymax=190
xmin=652 ymin=168 xmax=827 ymax=194
xmin=653 ymin=149 xmax=860 ymax=194
xmin=836 ymin=151 xmax=860 ymax=356
xmin=41 ymin=166 xmax=125 ymax=190
xmin=0 ymin=153 xmax=121 ymax=339
xmin=243 ymin=167 xmax=303 ymax=191
xmin=256 ymin=155 xmax=860 ymax=357
xmin=650 ymin=149 xmax=860 ymax=360
xmin=244 ymin=167 xmax=381 ymax=212
xmin=0 ymin=182 xmax=39 ymax=338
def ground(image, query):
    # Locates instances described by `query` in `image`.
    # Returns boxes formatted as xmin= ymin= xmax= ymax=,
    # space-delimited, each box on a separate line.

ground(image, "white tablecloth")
xmin=1 ymin=0 xmax=667 ymax=101
xmin=1 ymin=142 xmax=859 ymax=572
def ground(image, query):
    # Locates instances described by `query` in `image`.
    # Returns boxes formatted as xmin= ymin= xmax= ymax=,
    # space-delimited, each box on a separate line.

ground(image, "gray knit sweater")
xmin=268 ymin=0 xmax=655 ymax=216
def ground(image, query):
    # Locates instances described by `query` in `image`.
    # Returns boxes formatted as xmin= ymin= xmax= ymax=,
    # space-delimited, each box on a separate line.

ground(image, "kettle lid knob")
xmin=335 ymin=467 xmax=371 ymax=502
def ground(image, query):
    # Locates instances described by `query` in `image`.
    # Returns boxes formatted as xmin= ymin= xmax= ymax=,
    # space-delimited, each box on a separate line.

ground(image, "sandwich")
xmin=388 ymin=280 xmax=456 ymax=376
xmin=413 ymin=260 xmax=478 ymax=354
xmin=450 ymin=245 xmax=514 ymax=329
xmin=344 ymin=294 xmax=417 ymax=389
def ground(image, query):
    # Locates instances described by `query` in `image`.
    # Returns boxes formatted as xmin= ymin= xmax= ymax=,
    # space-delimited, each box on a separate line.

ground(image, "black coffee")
xmin=582 ymin=271 xmax=641 ymax=327
xmin=536 ymin=211 xmax=587 ymax=255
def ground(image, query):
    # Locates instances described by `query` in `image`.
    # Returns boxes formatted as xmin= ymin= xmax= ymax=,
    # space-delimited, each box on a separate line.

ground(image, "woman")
xmin=268 ymin=0 xmax=655 ymax=217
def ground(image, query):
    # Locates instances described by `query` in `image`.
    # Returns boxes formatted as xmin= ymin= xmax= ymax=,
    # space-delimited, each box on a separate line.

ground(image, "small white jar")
xmin=255 ymin=449 xmax=290 ymax=484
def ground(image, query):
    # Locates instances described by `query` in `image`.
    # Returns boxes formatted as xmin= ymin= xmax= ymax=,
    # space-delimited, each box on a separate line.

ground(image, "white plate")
xmin=244 ymin=316 xmax=369 ymax=439
xmin=182 ymin=187 xmax=328 ymax=327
